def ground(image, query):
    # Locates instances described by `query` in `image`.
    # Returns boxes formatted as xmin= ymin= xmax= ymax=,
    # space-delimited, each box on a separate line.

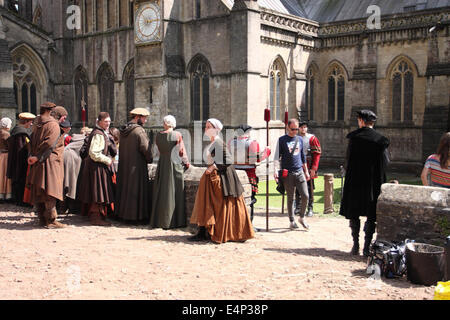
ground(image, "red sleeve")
xmin=309 ymin=136 xmax=321 ymax=171
xmin=249 ymin=140 xmax=271 ymax=162
xmin=64 ymin=135 xmax=72 ymax=146
xmin=176 ymin=132 xmax=189 ymax=165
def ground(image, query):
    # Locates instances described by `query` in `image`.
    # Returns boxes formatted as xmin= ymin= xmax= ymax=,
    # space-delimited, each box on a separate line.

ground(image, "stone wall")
xmin=147 ymin=164 xmax=252 ymax=228
xmin=377 ymin=184 xmax=450 ymax=246
xmin=0 ymin=13 xmax=16 ymax=123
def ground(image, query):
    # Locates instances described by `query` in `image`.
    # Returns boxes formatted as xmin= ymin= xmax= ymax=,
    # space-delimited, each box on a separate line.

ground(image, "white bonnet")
xmin=0 ymin=117 xmax=12 ymax=129
xmin=207 ymin=118 xmax=223 ymax=131
xmin=163 ymin=115 xmax=177 ymax=128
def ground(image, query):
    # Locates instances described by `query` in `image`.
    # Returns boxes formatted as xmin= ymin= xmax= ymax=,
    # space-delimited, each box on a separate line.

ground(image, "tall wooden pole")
xmin=282 ymin=109 xmax=289 ymax=215
xmin=264 ymin=108 xmax=271 ymax=232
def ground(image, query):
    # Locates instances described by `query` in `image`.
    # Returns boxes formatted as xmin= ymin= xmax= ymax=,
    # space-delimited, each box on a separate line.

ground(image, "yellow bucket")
xmin=434 ymin=281 xmax=450 ymax=300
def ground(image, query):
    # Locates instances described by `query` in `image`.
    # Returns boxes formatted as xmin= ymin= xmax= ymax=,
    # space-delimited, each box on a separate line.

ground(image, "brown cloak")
xmin=26 ymin=114 xmax=64 ymax=202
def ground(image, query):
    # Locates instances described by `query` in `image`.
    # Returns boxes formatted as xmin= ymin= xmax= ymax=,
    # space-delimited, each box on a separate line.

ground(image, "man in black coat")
xmin=7 ymin=113 xmax=35 ymax=206
xmin=339 ymin=110 xmax=390 ymax=256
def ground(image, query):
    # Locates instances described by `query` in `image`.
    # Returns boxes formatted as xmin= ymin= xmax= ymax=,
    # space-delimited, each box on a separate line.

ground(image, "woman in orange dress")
xmin=189 ymin=118 xmax=255 ymax=244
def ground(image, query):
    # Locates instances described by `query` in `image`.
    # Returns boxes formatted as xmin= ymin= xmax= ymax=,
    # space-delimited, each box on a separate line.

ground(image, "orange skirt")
xmin=190 ymin=170 xmax=255 ymax=244
xmin=23 ymin=164 xmax=32 ymax=204
xmin=0 ymin=153 xmax=12 ymax=199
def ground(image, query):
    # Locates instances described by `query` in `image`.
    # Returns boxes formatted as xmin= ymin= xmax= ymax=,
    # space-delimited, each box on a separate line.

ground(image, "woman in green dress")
xmin=150 ymin=115 xmax=190 ymax=229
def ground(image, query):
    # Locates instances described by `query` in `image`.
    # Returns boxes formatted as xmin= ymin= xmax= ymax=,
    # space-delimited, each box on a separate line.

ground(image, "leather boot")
xmin=363 ymin=220 xmax=376 ymax=257
xmin=48 ymin=220 xmax=67 ymax=229
xmin=36 ymin=203 xmax=47 ymax=227
xmin=349 ymin=219 xmax=360 ymax=255
xmin=188 ymin=226 xmax=207 ymax=242
xmin=306 ymin=206 xmax=314 ymax=217
xmin=89 ymin=210 xmax=111 ymax=226
xmin=46 ymin=208 xmax=67 ymax=229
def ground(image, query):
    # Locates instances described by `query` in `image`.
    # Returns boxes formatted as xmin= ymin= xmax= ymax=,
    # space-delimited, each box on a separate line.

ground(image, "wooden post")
xmin=324 ymin=173 xmax=335 ymax=214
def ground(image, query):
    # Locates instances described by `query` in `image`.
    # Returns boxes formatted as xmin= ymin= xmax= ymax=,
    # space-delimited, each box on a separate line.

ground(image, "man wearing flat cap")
xmin=60 ymin=119 xmax=72 ymax=146
xmin=26 ymin=102 xmax=67 ymax=228
xmin=228 ymin=124 xmax=271 ymax=229
xmin=115 ymin=108 xmax=153 ymax=224
xmin=7 ymin=112 xmax=35 ymax=206
xmin=340 ymin=109 xmax=390 ymax=256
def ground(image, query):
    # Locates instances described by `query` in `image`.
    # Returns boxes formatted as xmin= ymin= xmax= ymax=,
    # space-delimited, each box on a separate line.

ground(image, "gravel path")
xmin=0 ymin=203 xmax=436 ymax=300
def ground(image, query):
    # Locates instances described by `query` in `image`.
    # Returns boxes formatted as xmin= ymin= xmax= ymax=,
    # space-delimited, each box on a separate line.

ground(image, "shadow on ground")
xmin=126 ymin=234 xmax=219 ymax=246
xmin=264 ymin=247 xmax=367 ymax=263
xmin=350 ymin=268 xmax=427 ymax=290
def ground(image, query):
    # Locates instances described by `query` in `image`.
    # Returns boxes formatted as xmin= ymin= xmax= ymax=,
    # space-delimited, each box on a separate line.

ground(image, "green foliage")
xmin=436 ymin=216 xmax=450 ymax=237
xmin=255 ymin=174 xmax=423 ymax=219
xmin=255 ymin=175 xmax=343 ymax=218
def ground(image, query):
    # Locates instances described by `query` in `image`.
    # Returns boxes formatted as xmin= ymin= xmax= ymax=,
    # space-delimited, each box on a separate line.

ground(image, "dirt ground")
xmin=0 ymin=203 xmax=437 ymax=300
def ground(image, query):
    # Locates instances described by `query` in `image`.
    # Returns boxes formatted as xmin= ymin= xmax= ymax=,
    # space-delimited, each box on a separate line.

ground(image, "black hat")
xmin=237 ymin=124 xmax=253 ymax=134
xmin=356 ymin=110 xmax=377 ymax=122
xmin=60 ymin=119 xmax=72 ymax=128
xmin=299 ymin=121 xmax=309 ymax=127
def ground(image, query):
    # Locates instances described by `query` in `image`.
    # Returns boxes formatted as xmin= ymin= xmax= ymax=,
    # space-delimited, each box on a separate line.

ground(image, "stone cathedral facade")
xmin=0 ymin=0 xmax=449 ymax=172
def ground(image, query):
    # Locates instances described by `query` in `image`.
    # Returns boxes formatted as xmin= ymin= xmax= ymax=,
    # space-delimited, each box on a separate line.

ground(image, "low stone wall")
xmin=148 ymin=164 xmax=252 ymax=228
xmin=377 ymin=184 xmax=450 ymax=245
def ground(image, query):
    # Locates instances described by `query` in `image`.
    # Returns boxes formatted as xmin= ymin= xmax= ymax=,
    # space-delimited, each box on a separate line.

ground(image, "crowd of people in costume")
xmin=0 ymin=102 xmax=449 ymax=253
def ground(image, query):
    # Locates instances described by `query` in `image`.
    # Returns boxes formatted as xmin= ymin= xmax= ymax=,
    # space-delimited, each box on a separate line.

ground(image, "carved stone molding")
xmin=260 ymin=9 xmax=319 ymax=38
xmin=319 ymin=12 xmax=449 ymax=36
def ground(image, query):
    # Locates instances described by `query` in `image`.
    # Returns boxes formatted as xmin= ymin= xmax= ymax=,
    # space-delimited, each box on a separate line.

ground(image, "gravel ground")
xmin=0 ymin=203 xmax=437 ymax=300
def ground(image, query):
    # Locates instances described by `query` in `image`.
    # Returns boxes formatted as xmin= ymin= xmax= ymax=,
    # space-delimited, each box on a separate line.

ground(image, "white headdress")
xmin=207 ymin=118 xmax=223 ymax=131
xmin=163 ymin=115 xmax=177 ymax=128
xmin=0 ymin=117 xmax=12 ymax=129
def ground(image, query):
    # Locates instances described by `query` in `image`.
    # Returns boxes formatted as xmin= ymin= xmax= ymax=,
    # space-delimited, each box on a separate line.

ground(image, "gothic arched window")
xmin=190 ymin=56 xmax=210 ymax=122
xmin=196 ymin=0 xmax=201 ymax=19
xmin=327 ymin=65 xmax=345 ymax=121
xmin=74 ymin=67 xmax=89 ymax=125
xmin=124 ymin=60 xmax=135 ymax=116
xmin=129 ymin=0 xmax=134 ymax=26
xmin=391 ymin=60 xmax=414 ymax=122
xmin=97 ymin=63 xmax=115 ymax=121
xmin=305 ymin=67 xmax=316 ymax=121
xmin=96 ymin=0 xmax=104 ymax=31
xmin=7 ymin=0 xmax=19 ymax=13
xmin=107 ymin=0 xmax=116 ymax=29
xmin=32 ymin=5 xmax=42 ymax=28
xmin=269 ymin=59 xmax=286 ymax=121
xmin=12 ymin=55 xmax=41 ymax=114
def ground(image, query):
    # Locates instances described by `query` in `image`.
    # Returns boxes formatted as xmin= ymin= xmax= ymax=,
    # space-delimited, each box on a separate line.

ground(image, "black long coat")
xmin=6 ymin=125 xmax=31 ymax=183
xmin=339 ymin=127 xmax=390 ymax=221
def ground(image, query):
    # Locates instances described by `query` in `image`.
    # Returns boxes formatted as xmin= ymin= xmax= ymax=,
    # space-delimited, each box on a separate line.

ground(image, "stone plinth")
xmin=377 ymin=184 xmax=450 ymax=245
xmin=148 ymin=164 xmax=252 ymax=227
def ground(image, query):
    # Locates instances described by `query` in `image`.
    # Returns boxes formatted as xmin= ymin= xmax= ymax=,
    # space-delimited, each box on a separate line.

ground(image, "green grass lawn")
xmin=255 ymin=174 xmax=422 ymax=218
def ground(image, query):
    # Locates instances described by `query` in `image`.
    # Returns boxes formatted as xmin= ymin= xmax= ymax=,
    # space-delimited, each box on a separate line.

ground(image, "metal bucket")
xmin=406 ymin=243 xmax=445 ymax=286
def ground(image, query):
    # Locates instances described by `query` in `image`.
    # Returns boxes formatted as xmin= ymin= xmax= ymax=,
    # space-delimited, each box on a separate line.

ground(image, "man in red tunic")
xmin=228 ymin=124 xmax=271 ymax=230
xmin=295 ymin=121 xmax=322 ymax=217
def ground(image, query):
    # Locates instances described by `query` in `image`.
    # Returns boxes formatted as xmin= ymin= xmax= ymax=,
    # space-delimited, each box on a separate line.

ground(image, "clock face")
xmin=135 ymin=2 xmax=161 ymax=43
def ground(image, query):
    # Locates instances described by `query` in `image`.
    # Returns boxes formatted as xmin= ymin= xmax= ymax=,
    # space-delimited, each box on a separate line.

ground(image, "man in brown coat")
xmin=116 ymin=108 xmax=153 ymax=224
xmin=27 ymin=102 xmax=67 ymax=228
